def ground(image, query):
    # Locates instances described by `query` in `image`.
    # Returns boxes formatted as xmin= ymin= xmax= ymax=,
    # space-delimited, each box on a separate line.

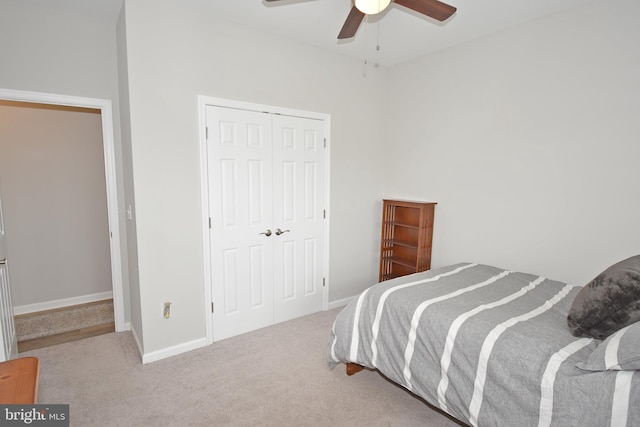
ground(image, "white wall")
xmin=116 ymin=4 xmax=142 ymax=348
xmin=385 ymin=0 xmax=640 ymax=285
xmin=121 ymin=0 xmax=387 ymax=355
xmin=0 ymin=0 xmax=130 ymax=320
xmin=0 ymin=102 xmax=112 ymax=307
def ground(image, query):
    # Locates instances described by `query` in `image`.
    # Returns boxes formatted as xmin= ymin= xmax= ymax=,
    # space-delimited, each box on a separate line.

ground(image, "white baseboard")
xmin=130 ymin=326 xmax=144 ymax=360
xmin=142 ymin=337 xmax=209 ymax=364
xmin=13 ymin=291 xmax=114 ymax=315
xmin=138 ymin=298 xmax=355 ymax=364
xmin=328 ymin=295 xmax=355 ymax=310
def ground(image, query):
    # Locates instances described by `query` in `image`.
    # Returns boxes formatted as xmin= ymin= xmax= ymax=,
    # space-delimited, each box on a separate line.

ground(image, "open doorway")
xmin=0 ymin=89 xmax=125 ymax=351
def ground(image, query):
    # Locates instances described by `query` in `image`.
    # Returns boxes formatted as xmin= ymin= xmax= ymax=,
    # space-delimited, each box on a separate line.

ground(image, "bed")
xmin=328 ymin=257 xmax=640 ymax=427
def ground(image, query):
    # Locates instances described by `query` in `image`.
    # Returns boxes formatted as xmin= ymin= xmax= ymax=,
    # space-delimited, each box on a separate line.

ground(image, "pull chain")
xmin=376 ymin=16 xmax=381 ymax=66
xmin=363 ymin=14 xmax=369 ymax=77
xmin=363 ymin=1 xmax=385 ymax=77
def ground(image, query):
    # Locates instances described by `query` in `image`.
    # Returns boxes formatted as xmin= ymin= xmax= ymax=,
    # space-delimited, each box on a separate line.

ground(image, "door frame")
xmin=0 ymin=88 xmax=126 ymax=331
xmin=198 ymin=96 xmax=331 ymax=345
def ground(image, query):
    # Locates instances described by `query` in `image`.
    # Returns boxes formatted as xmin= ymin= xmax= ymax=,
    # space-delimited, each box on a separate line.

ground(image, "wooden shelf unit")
xmin=379 ymin=200 xmax=436 ymax=282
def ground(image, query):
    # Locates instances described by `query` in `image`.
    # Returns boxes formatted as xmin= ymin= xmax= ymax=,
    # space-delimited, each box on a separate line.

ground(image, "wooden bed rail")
xmin=346 ymin=362 xmax=365 ymax=376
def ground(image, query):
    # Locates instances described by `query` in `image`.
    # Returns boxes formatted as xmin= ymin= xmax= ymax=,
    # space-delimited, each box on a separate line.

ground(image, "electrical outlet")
xmin=162 ymin=302 xmax=171 ymax=319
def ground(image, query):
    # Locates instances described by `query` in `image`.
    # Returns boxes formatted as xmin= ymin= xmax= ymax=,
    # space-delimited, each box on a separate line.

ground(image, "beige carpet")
xmin=16 ymin=300 xmax=114 ymax=341
xmin=23 ymin=308 xmax=463 ymax=427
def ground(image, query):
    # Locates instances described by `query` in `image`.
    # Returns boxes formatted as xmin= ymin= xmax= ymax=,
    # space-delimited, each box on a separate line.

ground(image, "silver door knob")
xmin=275 ymin=228 xmax=290 ymax=236
xmin=260 ymin=229 xmax=272 ymax=237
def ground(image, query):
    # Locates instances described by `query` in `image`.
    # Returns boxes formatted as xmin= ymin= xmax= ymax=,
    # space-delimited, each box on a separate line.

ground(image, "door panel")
xmin=207 ymin=106 xmax=274 ymax=341
xmin=272 ymin=115 xmax=325 ymax=323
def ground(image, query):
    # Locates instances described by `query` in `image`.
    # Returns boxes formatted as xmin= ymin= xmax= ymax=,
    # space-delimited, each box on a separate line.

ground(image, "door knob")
xmin=260 ymin=229 xmax=272 ymax=237
xmin=275 ymin=228 xmax=290 ymax=236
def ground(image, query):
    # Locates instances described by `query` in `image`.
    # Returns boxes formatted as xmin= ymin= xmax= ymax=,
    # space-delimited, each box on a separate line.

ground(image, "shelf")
xmin=379 ymin=200 xmax=436 ymax=282
xmin=381 ymin=256 xmax=417 ymax=269
xmin=379 ymin=262 xmax=416 ymax=281
xmin=382 ymin=238 xmax=418 ymax=248
xmin=383 ymin=221 xmax=419 ymax=229
xmin=381 ymin=272 xmax=404 ymax=281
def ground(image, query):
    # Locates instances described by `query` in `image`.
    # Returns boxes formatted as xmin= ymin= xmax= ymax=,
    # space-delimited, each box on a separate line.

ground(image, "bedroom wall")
xmin=0 ymin=0 xmax=131 ymax=321
xmin=0 ymin=102 xmax=112 ymax=308
xmin=120 ymin=0 xmax=387 ymax=355
xmin=116 ymin=4 xmax=143 ymax=347
xmin=384 ymin=0 xmax=640 ymax=286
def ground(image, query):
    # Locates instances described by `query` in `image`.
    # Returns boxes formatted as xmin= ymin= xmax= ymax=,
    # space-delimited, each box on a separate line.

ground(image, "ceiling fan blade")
xmin=338 ymin=6 xmax=365 ymax=39
xmin=394 ymin=0 xmax=457 ymax=21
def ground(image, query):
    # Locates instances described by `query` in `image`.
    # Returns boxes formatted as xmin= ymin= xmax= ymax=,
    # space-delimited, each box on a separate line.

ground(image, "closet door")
xmin=207 ymin=106 xmax=275 ymax=341
xmin=272 ymin=115 xmax=325 ymax=323
xmin=206 ymin=105 xmax=326 ymax=341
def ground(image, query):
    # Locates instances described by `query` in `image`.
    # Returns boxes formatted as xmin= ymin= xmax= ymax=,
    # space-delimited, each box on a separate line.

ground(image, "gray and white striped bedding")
xmin=328 ymin=263 xmax=639 ymax=426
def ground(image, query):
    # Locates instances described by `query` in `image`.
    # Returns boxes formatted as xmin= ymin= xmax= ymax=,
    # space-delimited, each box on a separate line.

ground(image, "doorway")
xmin=0 ymin=89 xmax=125 ymax=347
xmin=199 ymin=97 xmax=331 ymax=344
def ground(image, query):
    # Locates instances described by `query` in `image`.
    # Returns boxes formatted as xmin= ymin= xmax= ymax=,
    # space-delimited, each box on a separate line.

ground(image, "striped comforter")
xmin=328 ymin=263 xmax=639 ymax=426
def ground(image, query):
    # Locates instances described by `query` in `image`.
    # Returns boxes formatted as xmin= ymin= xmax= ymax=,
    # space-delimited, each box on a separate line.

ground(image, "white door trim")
xmin=0 ymin=87 xmax=127 ymax=331
xmin=198 ymin=96 xmax=331 ymax=345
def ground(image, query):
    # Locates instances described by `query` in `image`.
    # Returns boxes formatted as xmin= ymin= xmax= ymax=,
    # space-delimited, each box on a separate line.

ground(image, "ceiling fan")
xmin=265 ymin=0 xmax=457 ymax=40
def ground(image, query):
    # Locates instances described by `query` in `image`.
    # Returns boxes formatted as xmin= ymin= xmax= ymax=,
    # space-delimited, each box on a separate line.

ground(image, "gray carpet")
xmin=16 ymin=300 xmax=114 ymax=341
xmin=23 ymin=307 xmax=462 ymax=426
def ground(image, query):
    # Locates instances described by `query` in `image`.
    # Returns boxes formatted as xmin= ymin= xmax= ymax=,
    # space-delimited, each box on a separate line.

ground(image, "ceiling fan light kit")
xmin=355 ymin=0 xmax=391 ymax=15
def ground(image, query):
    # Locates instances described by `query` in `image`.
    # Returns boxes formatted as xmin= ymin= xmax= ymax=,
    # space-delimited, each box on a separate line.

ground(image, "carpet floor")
xmin=16 ymin=299 xmax=114 ymax=341
xmin=23 ymin=307 xmax=463 ymax=427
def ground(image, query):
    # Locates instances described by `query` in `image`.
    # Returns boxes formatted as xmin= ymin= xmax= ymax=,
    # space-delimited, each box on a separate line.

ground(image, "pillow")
xmin=576 ymin=321 xmax=640 ymax=371
xmin=567 ymin=255 xmax=640 ymax=339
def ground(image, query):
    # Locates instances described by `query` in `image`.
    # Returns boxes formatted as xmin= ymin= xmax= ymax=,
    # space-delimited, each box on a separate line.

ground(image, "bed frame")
xmin=346 ymin=362 xmax=364 ymax=376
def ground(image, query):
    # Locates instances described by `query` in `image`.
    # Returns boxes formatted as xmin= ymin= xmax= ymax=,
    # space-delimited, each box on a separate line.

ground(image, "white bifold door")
xmin=206 ymin=105 xmax=326 ymax=342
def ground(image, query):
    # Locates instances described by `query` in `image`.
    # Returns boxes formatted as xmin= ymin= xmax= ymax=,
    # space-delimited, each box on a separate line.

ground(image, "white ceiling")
xmin=19 ymin=0 xmax=595 ymax=67
xmin=211 ymin=0 xmax=596 ymax=66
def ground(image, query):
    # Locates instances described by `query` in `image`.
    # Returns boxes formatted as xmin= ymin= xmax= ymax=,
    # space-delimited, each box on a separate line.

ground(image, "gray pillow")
xmin=567 ymin=255 xmax=640 ymax=339
xmin=576 ymin=321 xmax=640 ymax=371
